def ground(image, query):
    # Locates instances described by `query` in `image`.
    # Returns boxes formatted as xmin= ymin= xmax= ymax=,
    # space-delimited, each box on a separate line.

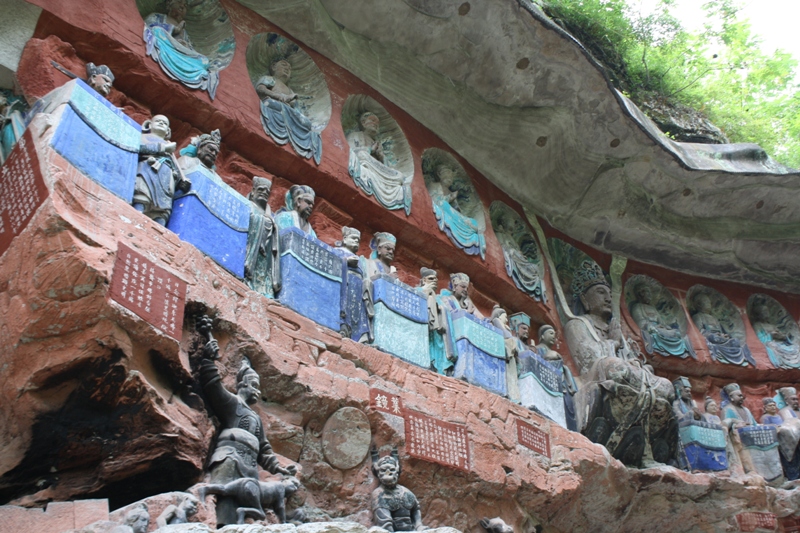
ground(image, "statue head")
xmin=751 ymin=302 xmax=770 ymax=323
xmin=286 ymin=185 xmax=315 ymax=220
xmin=123 ymin=504 xmax=149 ymax=533
xmin=419 ymin=267 xmax=438 ymax=287
xmin=143 ymin=115 xmax=171 ymax=141
xmin=166 ymin=0 xmax=188 ymax=21
xmin=196 ymin=129 xmax=222 ymax=169
xmin=359 ymin=112 xmax=380 ymax=136
xmin=704 ymin=396 xmax=719 ymax=415
xmin=436 ymin=164 xmax=457 ymax=188
xmin=449 ymin=273 xmax=470 ymax=300
xmin=249 ymin=176 xmax=272 ymax=208
xmin=283 ymin=476 xmax=302 ymax=496
xmin=695 ymin=293 xmax=712 ymax=314
xmin=236 ymin=359 xmax=261 ymax=405
xmin=780 ymin=387 xmax=799 ymax=411
xmin=763 ymin=397 xmax=778 ymax=416
xmin=491 ymin=305 xmax=508 ymax=328
xmin=723 ymin=383 xmax=744 ymax=407
xmin=371 ymin=447 xmax=401 ymax=489
xmin=571 ymin=260 xmax=611 ymax=319
xmin=538 ymin=324 xmax=556 ymax=348
xmin=270 ymin=59 xmax=292 ymax=82
xmin=479 ymin=517 xmax=514 ymax=533
xmin=370 ymin=232 xmax=396 ymax=266
xmin=634 ymin=283 xmax=652 ymax=305
xmin=673 ymin=376 xmax=692 ymax=402
xmin=340 ymin=226 xmax=361 ymax=254
xmin=178 ymin=493 xmax=200 ymax=516
xmin=85 ymin=63 xmax=114 ymax=96
xmin=509 ymin=312 xmax=530 ymax=342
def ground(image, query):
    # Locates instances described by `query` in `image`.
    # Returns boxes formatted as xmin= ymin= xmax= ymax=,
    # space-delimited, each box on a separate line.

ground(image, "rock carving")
xmin=275 ymin=184 xmax=316 ymax=238
xmin=370 ymin=447 xmax=424 ymax=532
xmin=245 ymin=176 xmax=281 ymax=298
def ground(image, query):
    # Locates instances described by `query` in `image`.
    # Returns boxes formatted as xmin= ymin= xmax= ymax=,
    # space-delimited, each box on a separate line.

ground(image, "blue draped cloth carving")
xmin=431 ymin=185 xmax=486 ymax=259
xmin=630 ymin=301 xmax=696 ymax=359
xmin=753 ymin=323 xmax=800 ymax=369
xmin=1 ymin=105 xmax=25 ymax=163
xmin=258 ymin=76 xmax=321 ymax=164
xmin=693 ymin=311 xmax=756 ymax=366
xmin=144 ymin=13 xmax=219 ymax=99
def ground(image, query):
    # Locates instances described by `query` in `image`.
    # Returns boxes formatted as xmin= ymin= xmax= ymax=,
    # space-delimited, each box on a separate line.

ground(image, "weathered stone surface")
xmin=321 ymin=407 xmax=371 ymax=470
xmin=0 ymin=499 xmax=108 ymax=533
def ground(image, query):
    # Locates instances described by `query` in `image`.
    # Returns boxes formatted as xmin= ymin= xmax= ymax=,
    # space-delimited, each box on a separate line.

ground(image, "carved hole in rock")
xmin=502 ymin=465 xmax=513 ymax=474
xmin=536 ymin=136 xmax=547 ymax=147
xmin=134 ymin=0 xmax=236 ymax=74
xmin=756 ymin=200 xmax=765 ymax=209
xmin=458 ymin=2 xmax=471 ymax=15
xmin=246 ymin=33 xmax=332 ymax=132
xmin=516 ymin=58 xmax=530 ymax=70
xmin=610 ymin=138 xmax=621 ymax=147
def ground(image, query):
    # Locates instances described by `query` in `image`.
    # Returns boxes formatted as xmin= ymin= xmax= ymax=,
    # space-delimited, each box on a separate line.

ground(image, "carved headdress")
xmin=449 ymin=272 xmax=470 ymax=289
xmin=673 ymin=376 xmax=691 ymax=395
xmin=85 ymin=62 xmax=115 ymax=82
xmin=490 ymin=305 xmax=507 ymax=321
xmin=284 ymin=184 xmax=315 ymax=211
xmin=370 ymin=446 xmax=401 ymax=477
xmin=570 ymin=260 xmax=608 ymax=297
xmin=369 ymin=232 xmax=396 ymax=259
xmin=236 ymin=358 xmax=259 ymax=386
xmin=420 ymin=267 xmax=436 ymax=278
xmin=248 ymin=176 xmax=272 ymax=201
xmin=342 ymin=226 xmax=361 ymax=239
xmin=510 ymin=312 xmax=530 ymax=330
xmin=197 ymin=129 xmax=222 ymax=149
xmin=720 ymin=383 xmax=741 ymax=407
xmin=537 ymin=324 xmax=554 ymax=341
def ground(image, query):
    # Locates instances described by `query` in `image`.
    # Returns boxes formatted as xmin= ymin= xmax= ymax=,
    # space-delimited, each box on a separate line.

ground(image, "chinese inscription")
xmin=0 ymin=129 xmax=47 ymax=258
xmin=451 ymin=314 xmax=505 ymax=357
xmin=736 ymin=512 xmax=776 ymax=532
xmin=738 ymin=425 xmax=777 ymax=448
xmin=375 ymin=278 xmax=427 ymax=321
xmin=281 ymin=230 xmax=340 ymax=279
xmin=71 ymin=83 xmax=141 ymax=151
xmin=370 ymin=388 xmax=403 ymax=417
xmin=528 ymin=354 xmax=561 ymax=392
xmin=202 ymin=178 xmax=249 ymax=228
xmin=517 ymin=419 xmax=551 ymax=458
xmin=404 ymin=410 xmax=470 ymax=472
xmin=110 ymin=242 xmax=187 ymax=340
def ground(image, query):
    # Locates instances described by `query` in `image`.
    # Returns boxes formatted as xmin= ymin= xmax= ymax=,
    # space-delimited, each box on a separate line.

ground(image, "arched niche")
xmin=422 ymin=148 xmax=486 ymax=259
xmin=136 ymin=0 xmax=235 ymax=100
xmin=489 ymin=201 xmax=544 ymax=301
xmin=747 ymin=293 xmax=800 ymax=369
xmin=546 ymin=238 xmax=607 ymax=320
xmin=342 ymin=94 xmax=413 ymax=214
xmin=624 ymin=275 xmax=695 ymax=359
xmin=687 ymin=285 xmax=755 ymax=366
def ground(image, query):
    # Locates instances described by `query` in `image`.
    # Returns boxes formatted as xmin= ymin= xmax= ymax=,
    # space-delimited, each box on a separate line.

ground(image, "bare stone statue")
xmin=491 ymin=305 xmax=520 ymax=403
xmin=439 ymin=273 xmax=484 ymax=319
xmin=85 ymin=62 xmax=114 ymax=96
xmin=275 ymin=184 xmax=316 ymax=238
xmin=370 ymin=447 xmax=424 ymax=532
xmin=672 ymin=377 xmax=702 ymax=422
xmin=245 ymin=177 xmax=281 ymax=298
xmin=111 ymin=504 xmax=149 ymax=533
xmin=155 ymin=493 xmax=199 ymax=527
xmin=479 ymin=517 xmax=514 ymax=533
xmin=417 ymin=267 xmax=450 ymax=375
xmin=198 ymin=476 xmax=301 ymax=524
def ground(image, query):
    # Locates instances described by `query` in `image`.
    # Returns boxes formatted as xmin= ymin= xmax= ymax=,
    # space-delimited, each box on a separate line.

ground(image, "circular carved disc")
xmin=321 ymin=407 xmax=371 ymax=470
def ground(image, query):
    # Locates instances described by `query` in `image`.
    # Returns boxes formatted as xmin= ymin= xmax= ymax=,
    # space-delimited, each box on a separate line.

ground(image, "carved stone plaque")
xmin=780 ymin=516 xmax=800 ymax=533
xmin=517 ymin=419 xmax=551 ymax=458
xmin=370 ymin=388 xmax=403 ymax=417
xmin=110 ymin=242 xmax=187 ymax=340
xmin=321 ymin=407 xmax=371 ymax=470
xmin=736 ymin=512 xmax=777 ymax=532
xmin=0 ymin=129 xmax=47 ymax=258
xmin=404 ymin=410 xmax=470 ymax=472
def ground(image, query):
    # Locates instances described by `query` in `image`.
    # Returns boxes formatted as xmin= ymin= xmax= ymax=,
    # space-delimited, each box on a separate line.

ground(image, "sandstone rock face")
xmin=1 ymin=115 xmax=798 ymax=533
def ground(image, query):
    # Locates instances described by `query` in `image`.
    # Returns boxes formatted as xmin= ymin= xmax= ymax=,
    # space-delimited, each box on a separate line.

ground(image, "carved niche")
xmin=489 ymin=201 xmax=545 ymax=301
xmin=747 ymin=293 xmax=800 ymax=369
xmin=687 ymin=285 xmax=755 ymax=367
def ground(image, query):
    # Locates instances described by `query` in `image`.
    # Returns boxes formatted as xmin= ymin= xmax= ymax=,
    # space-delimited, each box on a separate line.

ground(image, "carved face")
xmin=377 ymin=242 xmax=395 ymax=264
xmin=183 ymin=496 xmax=199 ymax=516
xmin=89 ymin=74 xmax=113 ymax=96
xmin=343 ymin=233 xmax=360 ymax=253
xmin=128 ymin=512 xmax=149 ymax=533
xmin=437 ymin=166 xmax=455 ymax=187
xmin=496 ymin=311 xmax=509 ymax=328
xmin=452 ymin=280 xmax=469 ymax=300
xmin=706 ymin=400 xmax=719 ymax=415
xmin=167 ymin=0 xmax=188 ymax=21
xmin=240 ymin=373 xmax=262 ymax=404
xmin=149 ymin=115 xmax=171 ymax=140
xmin=752 ymin=304 xmax=769 ymax=322
xmin=581 ymin=284 xmax=612 ymax=317
xmin=788 ymin=394 xmax=800 ymax=411
xmin=295 ymin=194 xmax=314 ymax=220
xmin=360 ymin=113 xmax=380 ymax=136
xmin=540 ymin=326 xmax=555 ymax=346
xmin=765 ymin=401 xmax=778 ymax=415
xmin=730 ymin=389 xmax=745 ymax=407
xmin=197 ymin=143 xmax=219 ymax=168
xmin=696 ymin=294 xmax=712 ymax=314
xmin=679 ymin=385 xmax=692 ymax=402
xmin=376 ymin=461 xmax=399 ymax=489
xmin=635 ymin=285 xmax=652 ymax=305
xmin=252 ymin=183 xmax=271 ymax=206
xmin=271 ymin=60 xmax=292 ymax=81
xmin=422 ymin=273 xmax=438 ymax=287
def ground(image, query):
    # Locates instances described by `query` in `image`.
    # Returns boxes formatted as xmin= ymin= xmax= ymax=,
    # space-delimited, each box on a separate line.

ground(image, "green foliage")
xmin=541 ymin=0 xmax=800 ymax=168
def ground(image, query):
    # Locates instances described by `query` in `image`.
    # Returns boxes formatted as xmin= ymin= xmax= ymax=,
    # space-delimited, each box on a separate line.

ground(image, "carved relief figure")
xmin=748 ymin=294 xmax=800 ymax=369
xmin=672 ymin=377 xmax=702 ymax=422
xmin=490 ymin=201 xmax=544 ymax=301
xmin=360 ymin=232 xmax=398 ymax=343
xmin=112 ymin=504 xmax=149 ymax=533
xmin=625 ymin=277 xmax=695 ymax=359
xmin=133 ymin=114 xmax=190 ymax=225
xmin=155 ymin=493 xmax=199 ymax=527
xmin=534 ymin=324 xmax=578 ymax=428
xmin=689 ymin=287 xmax=755 ymax=367
xmin=85 ymin=62 xmax=114 ymax=96
xmin=416 ymin=267 xmax=450 ymax=375
xmin=199 ymin=476 xmax=301 ymax=524
xmin=245 ymin=177 xmax=281 ymax=298
xmin=491 ymin=306 xmax=520 ymax=403
xmin=761 ymin=398 xmax=783 ymax=425
xmin=333 ymin=226 xmax=370 ymax=341
xmin=439 ymin=273 xmax=484 ymax=319
xmin=776 ymin=387 xmax=800 ymax=479
xmin=275 ymin=184 xmax=316 ymax=237
xmin=423 ymin=149 xmax=486 ymax=259
xmin=177 ymin=128 xmax=221 ymax=177
xmin=0 ymin=92 xmax=26 ymax=163
xmin=370 ymin=447 xmax=424 ymax=532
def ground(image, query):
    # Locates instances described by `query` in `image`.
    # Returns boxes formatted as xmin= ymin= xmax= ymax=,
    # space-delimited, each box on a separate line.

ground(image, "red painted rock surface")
xmin=0 ymin=114 xmax=799 ymax=533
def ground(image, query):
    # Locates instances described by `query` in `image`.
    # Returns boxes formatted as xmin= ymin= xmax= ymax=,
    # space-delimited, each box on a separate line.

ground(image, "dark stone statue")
xmin=195 ymin=316 xmax=296 ymax=526
xmin=333 ymin=226 xmax=370 ymax=341
xmin=245 ymin=176 xmax=281 ymax=298
xmin=155 ymin=493 xmax=199 ymax=528
xmin=275 ymin=184 xmax=316 ymax=237
xmin=85 ymin=62 xmax=114 ymax=96
xmin=672 ymin=377 xmax=702 ymax=423
xmin=370 ymin=447 xmax=424 ymax=532
xmin=199 ymin=476 xmax=301 ymax=524
xmin=480 ymin=517 xmax=514 ymax=533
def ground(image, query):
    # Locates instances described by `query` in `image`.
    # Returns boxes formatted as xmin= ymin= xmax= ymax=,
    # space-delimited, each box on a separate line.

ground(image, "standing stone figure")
xmin=509 ymin=313 xmax=530 ymax=353
xmin=629 ymin=282 xmax=696 ymax=359
xmin=363 ymin=232 xmax=397 ymax=280
xmin=533 ymin=324 xmax=578 ymax=430
xmin=257 ymin=59 xmax=322 ymax=164
xmin=178 ymin=129 xmax=221 ymax=177
xmin=195 ymin=317 xmax=296 ymax=526
xmin=439 ymin=273 xmax=484 ymax=319
xmin=156 ymin=493 xmax=199 ymax=527
xmin=417 ymin=267 xmax=450 ymax=375
xmin=749 ymin=302 xmax=800 ymax=369
xmin=245 ymin=177 xmax=281 ymax=298
xmin=691 ymin=293 xmax=755 ymax=366
xmin=491 ymin=306 xmax=520 ymax=403
xmin=143 ymin=0 xmax=220 ymax=99
xmin=133 ymin=114 xmax=190 ymax=225
xmin=347 ymin=112 xmax=412 ymax=214
xmin=564 ymin=260 xmax=676 ymax=466
xmin=672 ymin=377 xmax=702 ymax=422
xmin=703 ymin=397 xmax=722 ymax=425
xmin=333 ymin=226 xmax=370 ymax=341
xmin=774 ymin=387 xmax=800 ymax=480
xmin=275 ymin=184 xmax=316 ymax=237
xmin=85 ymin=62 xmax=114 ymax=96
xmin=370 ymin=447 xmax=424 ymax=532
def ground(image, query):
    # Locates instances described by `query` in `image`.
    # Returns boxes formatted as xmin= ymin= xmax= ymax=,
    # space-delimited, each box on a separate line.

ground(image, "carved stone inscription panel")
xmin=735 ymin=512 xmax=776 ymax=532
xmin=517 ymin=419 xmax=551 ymax=458
xmin=404 ymin=410 xmax=470 ymax=472
xmin=370 ymin=388 xmax=403 ymax=417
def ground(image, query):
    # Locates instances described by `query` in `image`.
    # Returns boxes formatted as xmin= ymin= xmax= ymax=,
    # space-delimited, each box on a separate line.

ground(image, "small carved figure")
xmin=720 ymin=386 xmax=755 ymax=430
xmin=333 ymin=226 xmax=370 ymax=340
xmin=509 ymin=313 xmax=531 ymax=353
xmin=143 ymin=0 xmax=220 ymax=99
xmin=245 ymin=177 xmax=281 ymax=298
xmin=761 ymin=398 xmax=783 ymax=425
xmin=491 ymin=306 xmax=520 ymax=403
xmin=178 ymin=129 xmax=222 ymax=178
xmin=133 ymin=115 xmax=190 ymax=225
xmin=156 ymin=493 xmax=199 ymax=528
xmin=198 ymin=476 xmax=301 ymax=524
xmin=111 ymin=504 xmax=149 ymax=533
xmin=257 ymin=59 xmax=322 ymax=163
xmin=275 ymin=184 xmax=316 ymax=237
xmin=749 ymin=300 xmax=800 ymax=369
xmin=335 ymin=226 xmax=361 ymax=260
xmin=629 ymin=282 xmax=696 ymax=359
xmin=479 ymin=517 xmax=514 ymax=533
xmin=417 ymin=267 xmax=450 ymax=375
xmin=691 ymin=292 xmax=756 ymax=367
xmin=531 ymin=324 xmax=578 ymax=430
xmin=492 ymin=207 xmax=543 ymax=300
xmin=776 ymin=387 xmax=800 ymax=480
xmin=703 ymin=396 xmax=722 ymax=425
xmin=347 ymin=112 xmax=412 ymax=214
xmin=0 ymin=93 xmax=25 ymax=163
xmin=85 ymin=62 xmax=114 ymax=96
xmin=672 ymin=377 xmax=702 ymax=422
xmin=370 ymin=447 xmax=424 ymax=532
xmin=363 ymin=232 xmax=397 ymax=280
xmin=439 ymin=273 xmax=484 ymax=319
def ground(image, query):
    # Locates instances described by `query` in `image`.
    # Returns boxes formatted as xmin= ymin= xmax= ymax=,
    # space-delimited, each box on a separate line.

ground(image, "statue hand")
xmin=163 ymin=141 xmax=177 ymax=154
xmin=173 ymin=21 xmax=185 ymax=33
xmin=177 ymin=178 xmax=191 ymax=193
xmin=347 ymin=256 xmax=359 ymax=268
xmin=202 ymin=339 xmax=219 ymax=360
xmin=282 ymin=464 xmax=298 ymax=476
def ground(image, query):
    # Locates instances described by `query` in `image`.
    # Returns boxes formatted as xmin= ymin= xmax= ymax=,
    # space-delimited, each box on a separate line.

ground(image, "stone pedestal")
xmin=518 ymin=351 xmax=566 ymax=427
xmin=371 ymin=274 xmax=429 ymax=367
xmin=736 ymin=425 xmax=784 ymax=483
xmin=678 ymin=420 xmax=728 ymax=472
xmin=450 ymin=310 xmax=506 ymax=396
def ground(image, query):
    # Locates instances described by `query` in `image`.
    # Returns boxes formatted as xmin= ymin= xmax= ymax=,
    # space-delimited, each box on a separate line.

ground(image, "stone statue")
xmin=509 ymin=313 xmax=530 ymax=352
xmin=195 ymin=316 xmax=296 ymax=526
xmin=111 ymin=504 xmax=149 ymax=533
xmin=492 ymin=208 xmax=543 ymax=301
xmin=143 ymin=0 xmax=220 ymax=99
xmin=531 ymin=324 xmax=578 ymax=430
xmin=720 ymin=383 xmax=756 ymax=429
xmin=177 ymin=129 xmax=222 ymax=178
xmin=370 ymin=447 xmax=424 ymax=532
xmin=275 ymin=184 xmax=316 ymax=238
xmin=363 ymin=232 xmax=397 ymax=280
xmin=703 ymin=396 xmax=722 ymax=425
xmin=776 ymin=387 xmax=800 ymax=480
xmin=439 ymin=273 xmax=484 ymax=319
xmin=347 ymin=112 xmax=412 ymax=214
xmin=690 ymin=292 xmax=756 ymax=367
xmin=479 ymin=517 xmax=514 ymax=533
xmin=426 ymin=162 xmax=486 ymax=259
xmin=628 ymin=282 xmax=695 ymax=359
xmin=133 ymin=115 xmax=190 ymax=225
xmin=672 ymin=377 xmax=702 ymax=422
xmin=155 ymin=493 xmax=199 ymax=528
xmin=749 ymin=300 xmax=800 ymax=369
xmin=564 ymin=260 xmax=677 ymax=466
xmin=335 ymin=226 xmax=361 ymax=263
xmin=491 ymin=305 xmax=520 ymax=403
xmin=761 ymin=398 xmax=783 ymax=425
xmin=245 ymin=177 xmax=281 ymax=298
xmin=199 ymin=476 xmax=301 ymax=524
xmin=257 ymin=59 xmax=322 ymax=164
xmin=778 ymin=387 xmax=800 ymax=420
xmin=0 ymin=93 xmax=25 ymax=163
xmin=416 ymin=267 xmax=450 ymax=375
xmin=333 ymin=226 xmax=370 ymax=340
xmin=85 ymin=62 xmax=114 ymax=96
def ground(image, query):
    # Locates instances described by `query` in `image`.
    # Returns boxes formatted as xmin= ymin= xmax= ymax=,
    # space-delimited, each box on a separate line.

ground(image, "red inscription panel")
xmin=110 ymin=242 xmax=187 ymax=340
xmin=404 ymin=410 xmax=469 ymax=472
xmin=0 ymin=129 xmax=47 ymax=257
xmin=737 ymin=512 xmax=777 ymax=532
xmin=517 ymin=419 xmax=551 ymax=458
xmin=780 ymin=516 xmax=800 ymax=533
xmin=370 ymin=388 xmax=403 ymax=416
